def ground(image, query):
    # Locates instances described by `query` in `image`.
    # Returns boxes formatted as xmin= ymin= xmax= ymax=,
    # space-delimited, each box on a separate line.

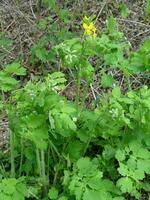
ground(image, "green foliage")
xmin=128 ymin=37 xmax=150 ymax=72
xmin=101 ymin=73 xmax=115 ymax=88
xmin=116 ymin=141 xmax=150 ymax=199
xmin=119 ymin=3 xmax=130 ymax=18
xmin=48 ymin=187 xmax=58 ymax=199
xmin=1 ymin=7 xmax=150 ymax=200
xmin=3 ymin=76 xmax=150 ymax=199
xmin=146 ymin=0 xmax=150 ymax=15
xmin=44 ymin=0 xmax=56 ymax=10
xmin=63 ymin=157 xmax=122 ymax=200
xmin=0 ymin=178 xmax=27 ymax=200
xmin=0 ymin=62 xmax=26 ymax=92
xmin=0 ymin=33 xmax=13 ymax=64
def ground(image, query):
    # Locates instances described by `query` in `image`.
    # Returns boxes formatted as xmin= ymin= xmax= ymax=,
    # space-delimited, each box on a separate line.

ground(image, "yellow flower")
xmin=82 ymin=21 xmax=97 ymax=39
xmin=88 ymin=22 xmax=94 ymax=30
xmin=83 ymin=23 xmax=91 ymax=35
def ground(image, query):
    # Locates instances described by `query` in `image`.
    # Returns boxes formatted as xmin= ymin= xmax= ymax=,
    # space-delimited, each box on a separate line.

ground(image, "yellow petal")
xmin=89 ymin=22 xmax=94 ymax=29
xmin=93 ymin=26 xmax=96 ymax=32
xmin=83 ymin=16 xmax=88 ymax=21
xmin=84 ymin=29 xmax=91 ymax=36
xmin=83 ymin=23 xmax=88 ymax=30
xmin=93 ymin=32 xmax=97 ymax=40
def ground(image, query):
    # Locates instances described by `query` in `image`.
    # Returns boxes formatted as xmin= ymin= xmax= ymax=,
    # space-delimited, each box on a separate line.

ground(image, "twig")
xmin=95 ymin=0 xmax=109 ymax=23
xmin=117 ymin=18 xmax=150 ymax=28
xmin=90 ymin=84 xmax=97 ymax=100
xmin=130 ymin=29 xmax=150 ymax=40
xmin=30 ymin=0 xmax=37 ymax=19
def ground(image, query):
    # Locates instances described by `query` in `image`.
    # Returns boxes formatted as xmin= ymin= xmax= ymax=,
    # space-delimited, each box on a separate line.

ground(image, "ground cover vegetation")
xmin=0 ymin=0 xmax=150 ymax=199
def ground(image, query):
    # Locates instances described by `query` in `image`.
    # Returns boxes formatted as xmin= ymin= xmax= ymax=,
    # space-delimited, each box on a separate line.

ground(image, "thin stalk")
xmin=19 ymin=138 xmax=24 ymax=176
xmin=80 ymin=83 xmax=88 ymax=112
xmin=75 ymin=67 xmax=81 ymax=116
xmin=49 ymin=139 xmax=60 ymax=158
xmin=52 ymin=160 xmax=60 ymax=186
xmin=127 ymin=77 xmax=132 ymax=91
xmin=1 ymin=90 xmax=5 ymax=102
xmin=10 ymin=130 xmax=15 ymax=177
xmin=47 ymin=145 xmax=50 ymax=185
xmin=36 ymin=149 xmax=42 ymax=176
xmin=41 ymin=150 xmax=47 ymax=195
xmin=83 ymin=137 xmax=91 ymax=156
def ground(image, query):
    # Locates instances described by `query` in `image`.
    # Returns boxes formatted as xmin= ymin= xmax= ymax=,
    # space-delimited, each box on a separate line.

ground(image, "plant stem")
xmin=10 ymin=130 xmax=15 ymax=177
xmin=36 ymin=149 xmax=42 ymax=176
xmin=19 ymin=138 xmax=24 ymax=176
xmin=47 ymin=145 xmax=50 ymax=186
xmin=76 ymin=67 xmax=81 ymax=116
xmin=80 ymin=83 xmax=88 ymax=112
xmin=127 ymin=77 xmax=132 ymax=91
xmin=83 ymin=137 xmax=91 ymax=156
xmin=41 ymin=150 xmax=47 ymax=195
xmin=1 ymin=90 xmax=5 ymax=102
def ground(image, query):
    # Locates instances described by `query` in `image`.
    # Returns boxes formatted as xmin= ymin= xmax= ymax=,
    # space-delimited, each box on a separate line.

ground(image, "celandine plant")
xmin=1 ymin=14 xmax=150 ymax=200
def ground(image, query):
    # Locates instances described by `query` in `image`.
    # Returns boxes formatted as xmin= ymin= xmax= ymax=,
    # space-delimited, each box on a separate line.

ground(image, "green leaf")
xmin=34 ymin=47 xmax=48 ymax=62
xmin=48 ymin=187 xmax=58 ymax=199
xmin=131 ymin=169 xmax=145 ymax=181
xmin=0 ymin=33 xmax=13 ymax=48
xmin=115 ymin=149 xmax=126 ymax=161
xmin=113 ymin=197 xmax=124 ymax=200
xmin=112 ymin=87 xmax=121 ymax=98
xmin=127 ymin=157 xmax=137 ymax=170
xmin=101 ymin=74 xmax=115 ymax=88
xmin=137 ymin=148 xmax=150 ymax=159
xmin=44 ymin=0 xmax=56 ymax=9
xmin=58 ymin=197 xmax=68 ymax=200
xmin=63 ymin=170 xmax=71 ymax=186
xmin=25 ymin=128 xmax=48 ymax=150
xmin=118 ymin=163 xmax=129 ymax=176
xmin=58 ymin=9 xmax=70 ymax=23
xmin=0 ymin=72 xmax=19 ymax=91
xmin=0 ymin=194 xmax=12 ymax=200
xmin=117 ymin=177 xmax=133 ymax=193
xmin=119 ymin=3 xmax=130 ymax=18
xmin=137 ymin=159 xmax=150 ymax=174
xmin=140 ymin=182 xmax=150 ymax=192
xmin=12 ymin=191 xmax=24 ymax=200
xmin=5 ymin=63 xmax=26 ymax=76
xmin=146 ymin=0 xmax=150 ymax=15
xmin=38 ymin=19 xmax=48 ymax=30
xmin=83 ymin=189 xmax=111 ymax=200
xmin=141 ymin=38 xmax=150 ymax=52
xmin=77 ymin=157 xmax=99 ymax=177
xmin=67 ymin=141 xmax=84 ymax=160
xmin=106 ymin=16 xmax=118 ymax=33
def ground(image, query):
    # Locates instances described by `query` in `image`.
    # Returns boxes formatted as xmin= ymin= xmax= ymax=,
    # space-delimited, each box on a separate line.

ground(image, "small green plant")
xmin=63 ymin=157 xmax=123 ymax=200
xmin=146 ymin=0 xmax=150 ymax=15
xmin=0 ymin=62 xmax=26 ymax=93
xmin=119 ymin=3 xmax=130 ymax=18
xmin=0 ymin=33 xmax=13 ymax=65
xmin=116 ymin=141 xmax=150 ymax=199
xmin=0 ymin=177 xmax=27 ymax=200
